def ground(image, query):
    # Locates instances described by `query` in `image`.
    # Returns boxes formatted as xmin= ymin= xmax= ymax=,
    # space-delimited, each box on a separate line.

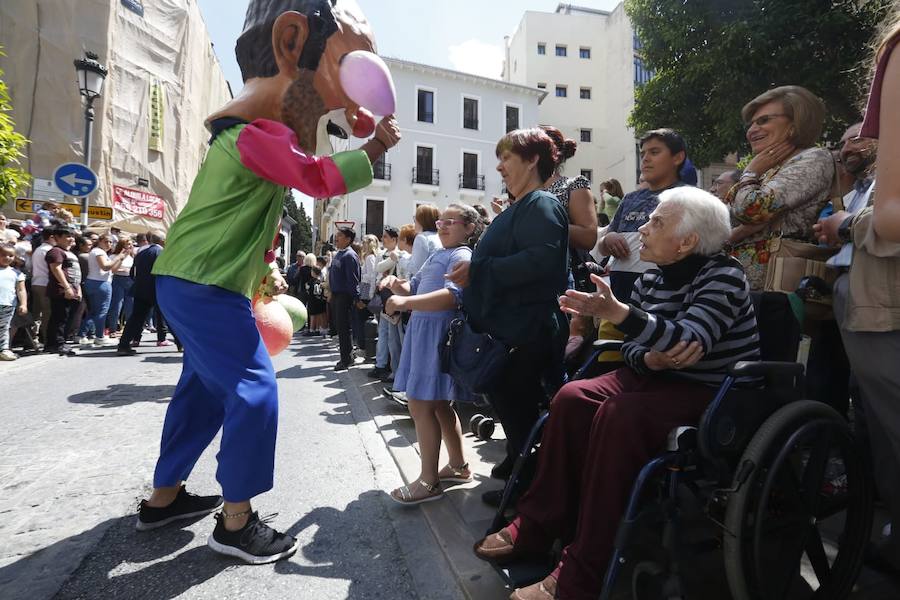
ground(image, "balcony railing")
xmin=459 ymin=173 xmax=485 ymax=191
xmin=373 ymin=162 xmax=392 ymax=181
xmin=412 ymin=167 xmax=440 ymax=186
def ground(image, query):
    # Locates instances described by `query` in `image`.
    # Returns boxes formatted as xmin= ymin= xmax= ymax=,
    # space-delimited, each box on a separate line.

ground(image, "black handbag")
xmin=439 ymin=315 xmax=514 ymax=395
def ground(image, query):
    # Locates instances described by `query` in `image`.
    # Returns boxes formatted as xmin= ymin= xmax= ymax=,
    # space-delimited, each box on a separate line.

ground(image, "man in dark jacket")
xmin=329 ymin=226 xmax=360 ymax=371
xmin=116 ymin=234 xmax=181 ymax=355
xmin=285 ymin=251 xmax=304 ymax=297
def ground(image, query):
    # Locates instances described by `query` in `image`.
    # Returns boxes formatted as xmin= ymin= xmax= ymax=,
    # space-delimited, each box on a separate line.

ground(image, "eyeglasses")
xmin=747 ymin=113 xmax=789 ymax=128
xmin=435 ymin=218 xmax=464 ymax=229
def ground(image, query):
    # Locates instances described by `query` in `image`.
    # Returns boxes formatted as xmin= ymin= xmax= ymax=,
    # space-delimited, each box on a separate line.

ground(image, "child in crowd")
xmin=0 ymin=244 xmax=27 ymax=361
xmin=381 ymin=204 xmax=482 ymax=505
xmin=304 ymin=267 xmax=328 ymax=335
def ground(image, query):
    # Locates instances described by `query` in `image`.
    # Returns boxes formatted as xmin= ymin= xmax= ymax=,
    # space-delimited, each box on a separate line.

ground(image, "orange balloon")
xmin=253 ymin=297 xmax=293 ymax=356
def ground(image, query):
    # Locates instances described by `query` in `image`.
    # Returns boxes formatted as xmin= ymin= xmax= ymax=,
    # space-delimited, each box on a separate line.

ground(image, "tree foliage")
xmin=625 ymin=0 xmax=891 ymax=167
xmin=0 ymin=49 xmax=31 ymax=207
xmin=283 ymin=189 xmax=313 ymax=257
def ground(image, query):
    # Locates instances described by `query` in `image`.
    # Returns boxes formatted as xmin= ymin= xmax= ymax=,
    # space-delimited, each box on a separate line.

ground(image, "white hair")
xmin=658 ymin=186 xmax=732 ymax=255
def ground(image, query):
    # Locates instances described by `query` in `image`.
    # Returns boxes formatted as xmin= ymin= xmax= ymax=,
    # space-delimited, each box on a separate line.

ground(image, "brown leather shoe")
xmin=474 ymin=527 xmax=517 ymax=563
xmin=510 ymin=574 xmax=558 ymax=599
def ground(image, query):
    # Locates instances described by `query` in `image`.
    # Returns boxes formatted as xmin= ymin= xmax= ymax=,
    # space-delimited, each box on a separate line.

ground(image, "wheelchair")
xmin=487 ymin=291 xmax=874 ymax=600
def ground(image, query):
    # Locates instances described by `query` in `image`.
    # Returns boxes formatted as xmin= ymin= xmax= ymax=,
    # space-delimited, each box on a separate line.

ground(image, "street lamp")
xmin=73 ymin=51 xmax=107 ymax=227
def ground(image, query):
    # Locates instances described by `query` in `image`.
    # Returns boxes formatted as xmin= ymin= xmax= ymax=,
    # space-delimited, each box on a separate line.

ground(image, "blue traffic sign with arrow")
xmin=53 ymin=163 xmax=98 ymax=197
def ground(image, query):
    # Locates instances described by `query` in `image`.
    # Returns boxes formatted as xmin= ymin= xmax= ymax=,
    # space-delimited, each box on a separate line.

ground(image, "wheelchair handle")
xmin=727 ymin=360 xmax=804 ymax=379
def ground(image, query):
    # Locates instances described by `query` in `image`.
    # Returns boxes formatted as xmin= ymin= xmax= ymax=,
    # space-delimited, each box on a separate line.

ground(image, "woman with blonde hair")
xmin=863 ymin=12 xmax=900 ymax=242
xmin=408 ymin=204 xmax=442 ymax=276
xmin=358 ymin=234 xmax=380 ymax=302
xmin=725 ymin=85 xmax=834 ymax=289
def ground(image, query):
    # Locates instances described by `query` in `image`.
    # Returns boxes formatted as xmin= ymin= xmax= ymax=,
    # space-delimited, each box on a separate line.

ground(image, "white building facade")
xmin=503 ymin=2 xmax=649 ymax=193
xmin=333 ymin=58 xmax=545 ymax=238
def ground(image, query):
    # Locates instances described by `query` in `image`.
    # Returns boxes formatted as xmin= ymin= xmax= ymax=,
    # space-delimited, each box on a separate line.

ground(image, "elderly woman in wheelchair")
xmin=474 ymin=186 xmax=872 ymax=600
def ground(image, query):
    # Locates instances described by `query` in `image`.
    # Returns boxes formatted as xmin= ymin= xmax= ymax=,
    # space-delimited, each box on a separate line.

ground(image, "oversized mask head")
xmin=236 ymin=0 xmax=388 ymax=152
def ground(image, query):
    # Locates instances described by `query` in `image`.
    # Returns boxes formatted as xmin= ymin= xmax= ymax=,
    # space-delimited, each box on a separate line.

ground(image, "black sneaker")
xmin=135 ymin=485 xmax=223 ymax=531
xmin=367 ymin=367 xmax=386 ymax=379
xmin=334 ymin=361 xmax=349 ymax=372
xmin=382 ymin=387 xmax=408 ymax=407
xmin=491 ymin=455 xmax=515 ymax=481
xmin=208 ymin=511 xmax=299 ymax=564
xmin=117 ymin=346 xmax=137 ymax=356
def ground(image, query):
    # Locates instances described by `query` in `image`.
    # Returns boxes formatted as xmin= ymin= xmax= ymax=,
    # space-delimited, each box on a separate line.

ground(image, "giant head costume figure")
xmin=210 ymin=0 xmax=393 ymax=154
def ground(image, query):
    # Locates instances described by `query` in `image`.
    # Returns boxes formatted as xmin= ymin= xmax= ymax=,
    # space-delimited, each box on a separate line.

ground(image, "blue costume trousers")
xmin=154 ymin=276 xmax=278 ymax=502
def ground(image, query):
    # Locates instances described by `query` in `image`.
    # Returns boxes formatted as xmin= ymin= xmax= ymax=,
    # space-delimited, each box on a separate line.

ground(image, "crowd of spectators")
xmin=277 ymin=19 xmax=900 ymax=597
xmin=0 ymin=205 xmax=177 ymax=360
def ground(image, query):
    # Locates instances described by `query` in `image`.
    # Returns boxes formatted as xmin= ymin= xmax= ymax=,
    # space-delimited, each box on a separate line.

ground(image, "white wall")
xmin=344 ymin=58 xmax=544 ymax=235
xmin=505 ymin=3 xmax=639 ymax=194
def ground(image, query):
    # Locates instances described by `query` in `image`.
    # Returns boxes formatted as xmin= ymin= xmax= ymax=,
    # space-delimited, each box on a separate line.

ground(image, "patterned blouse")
xmin=726 ymin=147 xmax=834 ymax=290
xmin=545 ymin=175 xmax=592 ymax=211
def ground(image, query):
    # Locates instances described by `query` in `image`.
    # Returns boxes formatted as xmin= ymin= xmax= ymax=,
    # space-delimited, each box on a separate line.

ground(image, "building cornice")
xmin=384 ymin=57 xmax=547 ymax=101
xmin=555 ymin=3 xmax=613 ymax=16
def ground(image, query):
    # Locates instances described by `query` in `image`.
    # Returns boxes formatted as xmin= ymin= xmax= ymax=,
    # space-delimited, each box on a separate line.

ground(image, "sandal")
xmin=474 ymin=527 xmax=517 ymax=563
xmin=389 ymin=479 xmax=443 ymax=506
xmin=438 ymin=462 xmax=472 ymax=484
xmin=511 ymin=574 xmax=558 ymax=599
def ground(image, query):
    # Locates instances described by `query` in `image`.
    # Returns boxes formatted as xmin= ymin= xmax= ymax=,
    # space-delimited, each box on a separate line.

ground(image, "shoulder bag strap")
xmin=830 ymin=153 xmax=845 ymax=212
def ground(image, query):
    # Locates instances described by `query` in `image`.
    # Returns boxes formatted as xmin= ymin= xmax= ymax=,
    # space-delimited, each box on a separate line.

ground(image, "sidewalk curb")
xmin=340 ymin=367 xmax=509 ymax=600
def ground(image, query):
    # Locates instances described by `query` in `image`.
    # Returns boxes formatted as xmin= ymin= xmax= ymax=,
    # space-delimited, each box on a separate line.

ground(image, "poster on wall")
xmin=149 ymin=79 xmax=165 ymax=152
xmin=112 ymin=185 xmax=164 ymax=219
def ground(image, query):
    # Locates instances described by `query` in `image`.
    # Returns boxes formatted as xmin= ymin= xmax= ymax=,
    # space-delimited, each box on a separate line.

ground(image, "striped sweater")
xmin=618 ymin=253 xmax=761 ymax=386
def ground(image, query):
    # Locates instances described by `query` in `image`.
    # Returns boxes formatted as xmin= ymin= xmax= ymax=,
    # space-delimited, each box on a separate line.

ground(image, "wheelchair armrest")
xmin=591 ymin=339 xmax=624 ymax=352
xmin=727 ymin=360 xmax=804 ymax=378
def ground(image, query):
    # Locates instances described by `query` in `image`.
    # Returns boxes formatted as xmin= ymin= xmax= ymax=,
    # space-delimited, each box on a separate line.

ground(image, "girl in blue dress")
xmin=382 ymin=203 xmax=482 ymax=505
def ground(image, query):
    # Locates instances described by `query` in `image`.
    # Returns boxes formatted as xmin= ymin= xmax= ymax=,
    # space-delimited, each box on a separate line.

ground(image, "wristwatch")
xmin=740 ymin=170 xmax=759 ymax=181
xmin=837 ymin=215 xmax=854 ymax=244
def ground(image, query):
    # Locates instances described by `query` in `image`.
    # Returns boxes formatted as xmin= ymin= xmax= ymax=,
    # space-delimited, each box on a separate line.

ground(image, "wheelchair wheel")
xmin=723 ymin=401 xmax=872 ymax=600
xmin=477 ymin=417 xmax=495 ymax=440
xmin=469 ymin=414 xmax=484 ymax=436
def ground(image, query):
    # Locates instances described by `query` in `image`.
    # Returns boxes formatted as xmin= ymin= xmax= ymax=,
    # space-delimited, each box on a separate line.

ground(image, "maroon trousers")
xmin=515 ymin=367 xmax=717 ymax=600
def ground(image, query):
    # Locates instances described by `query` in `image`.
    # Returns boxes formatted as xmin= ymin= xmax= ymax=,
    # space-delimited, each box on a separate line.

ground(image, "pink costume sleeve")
xmin=236 ymin=119 xmax=349 ymax=196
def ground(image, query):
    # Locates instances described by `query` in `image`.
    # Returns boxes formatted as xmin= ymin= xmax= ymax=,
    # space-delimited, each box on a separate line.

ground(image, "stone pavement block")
xmin=342 ymin=365 xmax=511 ymax=600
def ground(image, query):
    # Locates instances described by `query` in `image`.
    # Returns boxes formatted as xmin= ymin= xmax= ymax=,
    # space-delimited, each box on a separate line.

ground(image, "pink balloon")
xmin=340 ymin=51 xmax=396 ymax=116
xmin=254 ymin=297 xmax=293 ymax=356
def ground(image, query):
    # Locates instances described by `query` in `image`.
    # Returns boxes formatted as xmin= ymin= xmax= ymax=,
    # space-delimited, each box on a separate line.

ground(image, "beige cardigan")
xmin=844 ymin=205 xmax=900 ymax=332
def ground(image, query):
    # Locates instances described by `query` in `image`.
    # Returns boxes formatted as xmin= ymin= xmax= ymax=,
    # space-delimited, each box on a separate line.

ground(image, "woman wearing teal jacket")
xmin=449 ymin=128 xmax=569 ymax=502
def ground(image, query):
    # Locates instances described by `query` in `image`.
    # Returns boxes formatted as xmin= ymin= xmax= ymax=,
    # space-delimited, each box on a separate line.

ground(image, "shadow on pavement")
xmin=68 ymin=384 xmax=176 ymax=407
xmin=274 ymin=490 xmax=417 ymax=599
xmin=141 ymin=355 xmax=184 ymax=364
xmin=53 ymin=514 xmax=227 ymax=600
xmin=0 ymin=515 xmax=217 ymax=600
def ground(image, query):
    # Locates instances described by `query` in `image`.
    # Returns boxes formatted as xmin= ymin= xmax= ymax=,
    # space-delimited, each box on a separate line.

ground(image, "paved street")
xmin=0 ymin=336 xmax=465 ymax=600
